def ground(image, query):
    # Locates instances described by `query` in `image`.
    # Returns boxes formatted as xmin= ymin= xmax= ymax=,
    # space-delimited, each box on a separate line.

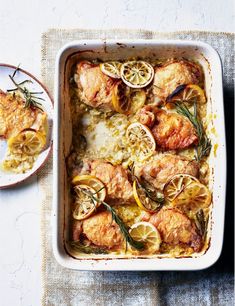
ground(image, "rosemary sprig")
xmin=80 ymin=188 xmax=144 ymax=250
xmin=128 ymin=165 xmax=164 ymax=208
xmin=135 ymin=176 xmax=164 ymax=205
xmin=7 ymin=66 xmax=44 ymax=111
xmin=69 ymin=241 xmax=108 ymax=254
xmin=195 ymin=209 xmax=208 ymax=240
xmin=175 ymin=102 xmax=211 ymax=161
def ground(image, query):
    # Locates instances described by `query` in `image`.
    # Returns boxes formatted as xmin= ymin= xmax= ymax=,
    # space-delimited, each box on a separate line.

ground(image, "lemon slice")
xmin=133 ymin=180 xmax=163 ymax=212
xmin=126 ymin=122 xmax=156 ymax=161
xmin=172 ymin=181 xmax=211 ymax=210
xmin=164 ymin=174 xmax=199 ymax=202
xmin=72 ymin=175 xmax=106 ymax=202
xmin=166 ymin=84 xmax=206 ymax=109
xmin=112 ymin=82 xmax=131 ymax=114
xmin=73 ymin=184 xmax=99 ymax=220
xmin=8 ymin=129 xmax=46 ymax=156
xmin=120 ymin=61 xmax=154 ymax=88
xmin=129 ymin=222 xmax=161 ymax=253
xmin=100 ymin=61 xmax=122 ymax=78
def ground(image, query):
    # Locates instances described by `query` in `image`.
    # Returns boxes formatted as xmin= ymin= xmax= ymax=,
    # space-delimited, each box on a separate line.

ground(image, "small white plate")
xmin=0 ymin=64 xmax=53 ymax=189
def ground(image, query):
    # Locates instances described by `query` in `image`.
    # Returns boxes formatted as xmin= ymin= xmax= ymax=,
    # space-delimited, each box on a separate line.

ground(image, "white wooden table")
xmin=0 ymin=1 xmax=234 ymax=305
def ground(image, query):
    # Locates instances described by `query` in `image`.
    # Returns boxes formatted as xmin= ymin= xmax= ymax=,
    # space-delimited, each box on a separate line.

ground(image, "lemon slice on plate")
xmin=133 ymin=180 xmax=163 ymax=212
xmin=120 ymin=61 xmax=154 ymax=88
xmin=73 ymin=184 xmax=100 ymax=220
xmin=166 ymin=84 xmax=206 ymax=109
xmin=126 ymin=122 xmax=156 ymax=161
xmin=172 ymin=181 xmax=211 ymax=210
xmin=129 ymin=222 xmax=161 ymax=253
xmin=100 ymin=61 xmax=122 ymax=78
xmin=72 ymin=175 xmax=106 ymax=201
xmin=8 ymin=129 xmax=46 ymax=156
xmin=163 ymin=174 xmax=199 ymax=202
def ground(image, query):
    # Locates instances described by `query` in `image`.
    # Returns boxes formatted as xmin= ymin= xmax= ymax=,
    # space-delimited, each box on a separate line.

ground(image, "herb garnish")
xmin=195 ymin=209 xmax=208 ymax=240
xmin=69 ymin=241 xmax=108 ymax=254
xmin=175 ymin=102 xmax=211 ymax=161
xmin=79 ymin=188 xmax=144 ymax=251
xmin=129 ymin=164 xmax=164 ymax=210
xmin=7 ymin=65 xmax=44 ymax=111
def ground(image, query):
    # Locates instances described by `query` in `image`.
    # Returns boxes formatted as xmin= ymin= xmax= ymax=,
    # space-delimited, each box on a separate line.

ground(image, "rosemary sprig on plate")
xmin=69 ymin=241 xmax=108 ymax=254
xmin=7 ymin=66 xmax=44 ymax=111
xmin=175 ymin=102 xmax=211 ymax=161
xmin=80 ymin=188 xmax=144 ymax=251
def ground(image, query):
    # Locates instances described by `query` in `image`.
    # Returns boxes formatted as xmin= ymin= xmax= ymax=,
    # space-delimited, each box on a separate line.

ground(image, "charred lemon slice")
xmin=133 ymin=180 xmax=163 ymax=212
xmin=72 ymin=175 xmax=106 ymax=202
xmin=100 ymin=61 xmax=122 ymax=79
xmin=72 ymin=184 xmax=100 ymax=220
xmin=166 ymin=84 xmax=206 ymax=109
xmin=126 ymin=122 xmax=156 ymax=161
xmin=112 ymin=82 xmax=131 ymax=114
xmin=164 ymin=174 xmax=199 ymax=202
xmin=120 ymin=61 xmax=154 ymax=88
xmin=8 ymin=129 xmax=46 ymax=156
xmin=129 ymin=222 xmax=161 ymax=253
xmin=172 ymin=181 xmax=211 ymax=210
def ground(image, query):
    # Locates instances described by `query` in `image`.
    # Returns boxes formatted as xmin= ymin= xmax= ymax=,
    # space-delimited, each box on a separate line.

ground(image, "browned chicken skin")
xmin=0 ymin=92 xmax=37 ymax=138
xmin=82 ymin=211 xmax=123 ymax=249
xmin=153 ymin=60 xmax=202 ymax=101
xmin=134 ymin=153 xmax=199 ymax=191
xmin=137 ymin=105 xmax=198 ymax=150
xmin=78 ymin=159 xmax=134 ymax=204
xmin=75 ymin=61 xmax=117 ymax=111
xmin=149 ymin=208 xmax=202 ymax=252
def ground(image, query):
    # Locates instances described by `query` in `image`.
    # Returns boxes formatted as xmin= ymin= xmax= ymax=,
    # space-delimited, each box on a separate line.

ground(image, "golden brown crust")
xmin=134 ymin=153 xmax=199 ymax=191
xmin=78 ymin=159 xmax=134 ymax=204
xmin=153 ymin=60 xmax=202 ymax=101
xmin=75 ymin=61 xmax=118 ymax=111
xmin=82 ymin=211 xmax=123 ymax=248
xmin=149 ymin=208 xmax=202 ymax=252
xmin=0 ymin=92 xmax=37 ymax=138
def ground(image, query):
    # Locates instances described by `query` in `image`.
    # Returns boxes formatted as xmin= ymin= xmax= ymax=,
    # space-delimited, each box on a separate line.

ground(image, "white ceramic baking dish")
xmin=53 ymin=40 xmax=226 ymax=270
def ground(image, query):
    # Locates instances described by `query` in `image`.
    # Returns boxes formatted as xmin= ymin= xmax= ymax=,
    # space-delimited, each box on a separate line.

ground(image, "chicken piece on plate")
xmin=137 ymin=105 xmax=198 ymax=150
xmin=134 ymin=153 xmax=199 ymax=191
xmin=153 ymin=60 xmax=202 ymax=101
xmin=0 ymin=91 xmax=38 ymax=138
xmin=78 ymin=159 xmax=134 ymax=204
xmin=75 ymin=61 xmax=117 ymax=111
xmin=82 ymin=211 xmax=123 ymax=249
xmin=149 ymin=208 xmax=202 ymax=252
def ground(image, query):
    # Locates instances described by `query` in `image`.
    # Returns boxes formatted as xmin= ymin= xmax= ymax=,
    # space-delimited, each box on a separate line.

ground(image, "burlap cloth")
xmin=39 ymin=30 xmax=234 ymax=306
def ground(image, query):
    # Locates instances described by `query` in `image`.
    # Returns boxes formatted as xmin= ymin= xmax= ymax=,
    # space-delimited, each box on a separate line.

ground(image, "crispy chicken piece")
xmin=153 ymin=60 xmax=202 ymax=101
xmin=78 ymin=159 xmax=134 ymax=204
xmin=82 ymin=211 xmax=123 ymax=249
xmin=0 ymin=92 xmax=37 ymax=138
xmin=134 ymin=153 xmax=199 ymax=191
xmin=75 ymin=61 xmax=117 ymax=111
xmin=137 ymin=105 xmax=198 ymax=150
xmin=149 ymin=208 xmax=202 ymax=252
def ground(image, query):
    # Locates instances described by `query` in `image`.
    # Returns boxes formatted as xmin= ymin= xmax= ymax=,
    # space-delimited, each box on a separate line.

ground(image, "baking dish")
xmin=53 ymin=40 xmax=226 ymax=270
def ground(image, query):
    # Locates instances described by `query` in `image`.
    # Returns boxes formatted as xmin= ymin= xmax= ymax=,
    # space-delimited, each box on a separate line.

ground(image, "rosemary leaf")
xmin=7 ymin=66 xmax=45 ymax=111
xmin=195 ymin=209 xmax=208 ymax=240
xmin=175 ymin=102 xmax=211 ymax=161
